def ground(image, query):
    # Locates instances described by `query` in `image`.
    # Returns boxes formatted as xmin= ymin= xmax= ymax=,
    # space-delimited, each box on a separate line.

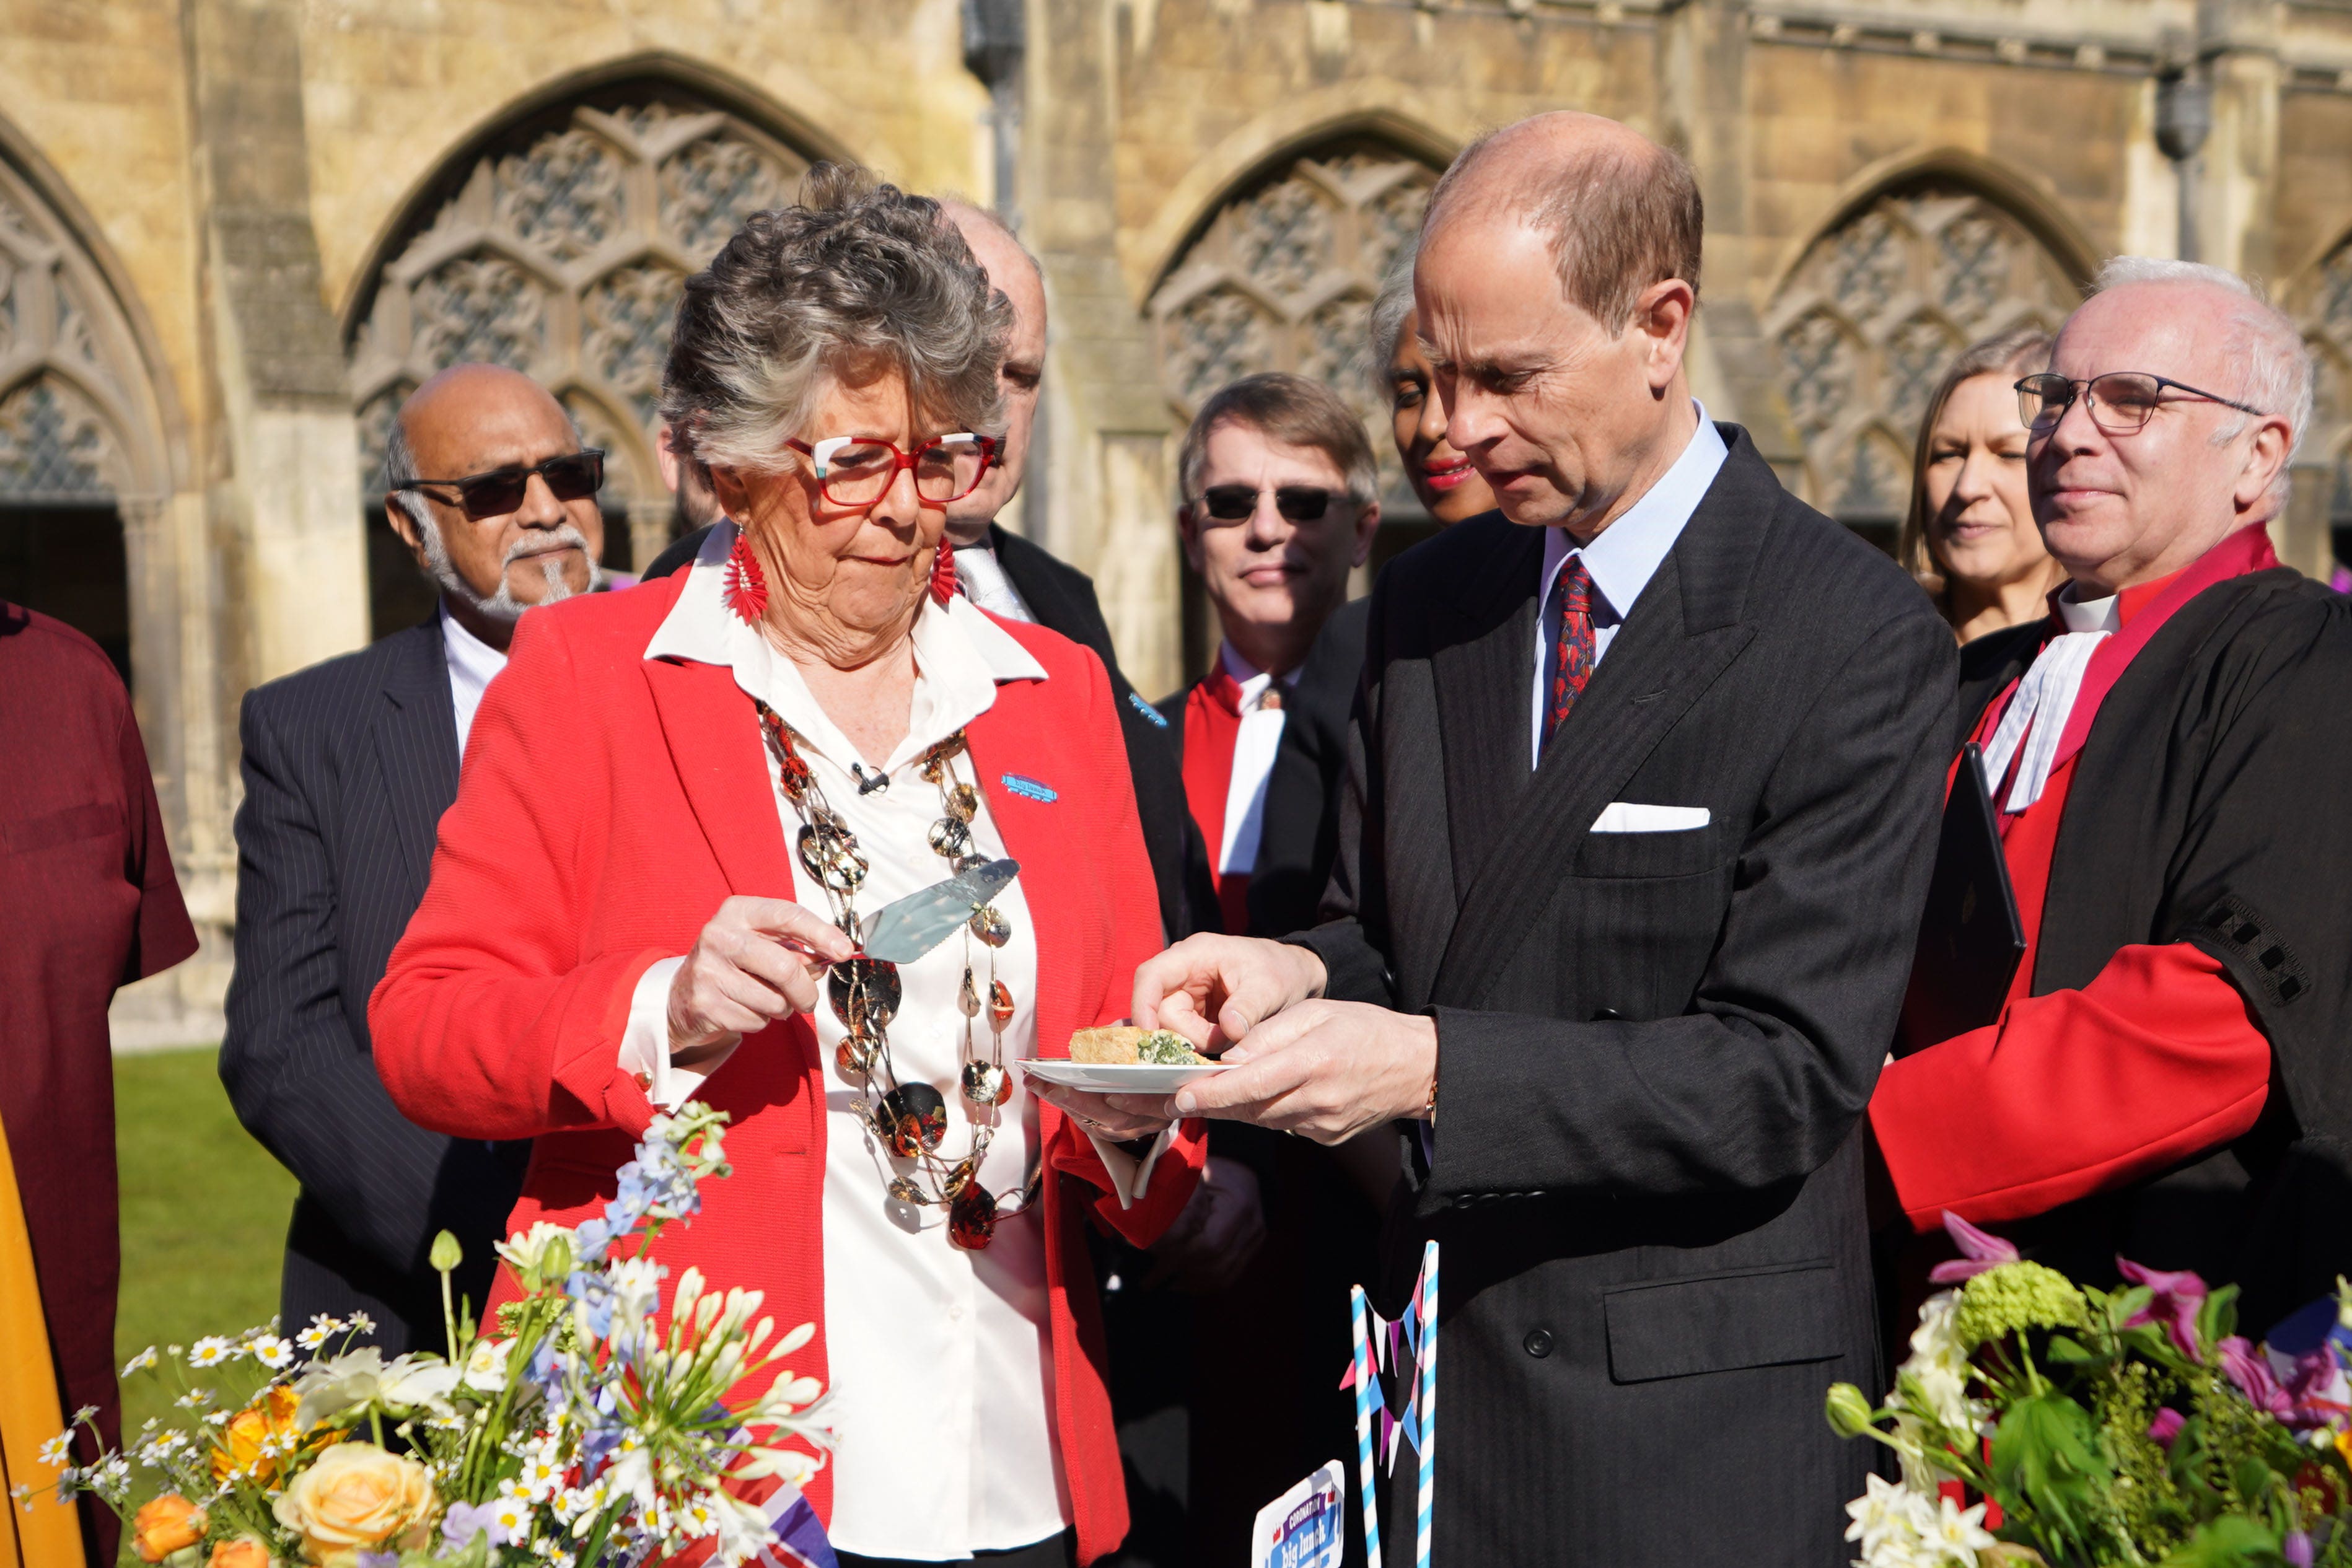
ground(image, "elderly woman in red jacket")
xmin=370 ymin=165 xmax=1200 ymax=1568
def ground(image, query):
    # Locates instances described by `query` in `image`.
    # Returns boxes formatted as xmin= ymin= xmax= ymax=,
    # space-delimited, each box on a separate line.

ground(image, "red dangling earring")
xmin=929 ymin=536 xmax=958 ymax=606
xmin=722 ymin=530 xmax=768 ymax=624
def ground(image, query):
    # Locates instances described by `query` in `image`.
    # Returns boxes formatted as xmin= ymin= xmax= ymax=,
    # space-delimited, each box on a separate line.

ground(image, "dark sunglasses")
xmin=1196 ymin=484 xmax=1335 ymax=522
xmin=393 ymin=450 xmax=605 ymax=520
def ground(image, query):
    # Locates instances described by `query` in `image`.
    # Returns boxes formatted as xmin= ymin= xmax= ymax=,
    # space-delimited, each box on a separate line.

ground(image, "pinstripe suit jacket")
xmin=221 ymin=617 xmax=520 ymax=1353
xmin=1294 ymin=429 xmax=1956 ymax=1565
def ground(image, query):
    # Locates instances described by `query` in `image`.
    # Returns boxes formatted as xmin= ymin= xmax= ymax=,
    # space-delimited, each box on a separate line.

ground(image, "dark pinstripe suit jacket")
xmin=1295 ymin=429 xmax=1956 ymax=1565
xmin=221 ymin=618 xmax=519 ymax=1353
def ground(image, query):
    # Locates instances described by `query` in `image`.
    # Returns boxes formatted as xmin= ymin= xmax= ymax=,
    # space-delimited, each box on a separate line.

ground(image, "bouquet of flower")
xmin=1827 ymin=1214 xmax=2352 ymax=1568
xmin=27 ymin=1103 xmax=833 ymax=1568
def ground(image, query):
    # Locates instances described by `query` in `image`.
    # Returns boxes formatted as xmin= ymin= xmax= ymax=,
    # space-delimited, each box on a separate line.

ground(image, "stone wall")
xmin=0 ymin=0 xmax=2348 ymax=1040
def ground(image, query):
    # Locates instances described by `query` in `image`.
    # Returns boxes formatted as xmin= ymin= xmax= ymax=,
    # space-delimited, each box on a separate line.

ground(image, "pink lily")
xmin=1928 ymin=1212 xmax=2021 ymax=1284
xmin=2220 ymin=1336 xmax=2295 ymax=1419
xmin=2115 ymin=1257 xmax=2208 ymax=1360
xmin=2146 ymin=1408 xmax=2185 ymax=1447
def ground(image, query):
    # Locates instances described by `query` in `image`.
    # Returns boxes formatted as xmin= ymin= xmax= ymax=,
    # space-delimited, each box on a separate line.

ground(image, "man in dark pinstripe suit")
xmin=222 ymin=364 xmax=605 ymax=1353
xmin=1117 ymin=115 xmax=1955 ymax=1564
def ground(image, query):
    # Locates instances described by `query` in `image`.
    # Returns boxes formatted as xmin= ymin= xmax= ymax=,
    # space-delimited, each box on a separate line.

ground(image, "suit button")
xmin=1591 ymin=1009 xmax=1626 ymax=1022
xmin=1452 ymin=1195 xmax=1474 ymax=1210
xmin=633 ymin=1071 xmax=652 ymax=1091
xmin=1524 ymin=1328 xmax=1555 ymax=1359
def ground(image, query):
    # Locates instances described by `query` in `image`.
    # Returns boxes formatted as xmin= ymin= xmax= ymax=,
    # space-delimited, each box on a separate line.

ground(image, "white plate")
xmin=1017 ymin=1059 xmax=1233 ymax=1093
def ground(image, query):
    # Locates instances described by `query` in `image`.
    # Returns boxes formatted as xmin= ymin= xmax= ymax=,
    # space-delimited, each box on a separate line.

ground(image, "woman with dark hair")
xmin=1897 ymin=326 xmax=2068 ymax=643
xmin=372 ymin=165 xmax=1203 ymax=1568
xmin=1368 ymin=252 xmax=1497 ymax=525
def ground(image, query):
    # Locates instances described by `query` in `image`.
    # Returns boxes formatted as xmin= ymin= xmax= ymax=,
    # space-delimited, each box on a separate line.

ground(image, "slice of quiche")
xmin=1068 ymin=1025 xmax=1208 ymax=1066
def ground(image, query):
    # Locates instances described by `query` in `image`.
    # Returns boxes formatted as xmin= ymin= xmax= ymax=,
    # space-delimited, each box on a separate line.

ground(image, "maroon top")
xmin=0 ymin=603 xmax=196 ymax=1509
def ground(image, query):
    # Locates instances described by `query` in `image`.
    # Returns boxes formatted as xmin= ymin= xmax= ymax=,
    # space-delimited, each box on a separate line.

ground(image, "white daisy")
xmin=35 ymin=1434 xmax=72 ymax=1469
xmin=174 ymin=1389 xmax=213 ymax=1410
xmin=119 ymin=1347 xmax=159 ymax=1378
xmin=186 ymin=1336 xmax=233 ymax=1369
xmin=247 ymin=1335 xmax=294 ymax=1370
xmin=294 ymin=1316 xmax=341 ymax=1351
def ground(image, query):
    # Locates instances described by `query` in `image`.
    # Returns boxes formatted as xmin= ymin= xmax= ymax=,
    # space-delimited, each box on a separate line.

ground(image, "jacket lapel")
xmin=374 ymin=620 xmax=460 ymax=893
xmin=963 ymin=676 xmax=1086 ymax=1068
xmin=642 ymin=655 xmax=802 ymax=900
xmin=1429 ymin=519 xmax=1545 ymax=899
xmin=1431 ymin=438 xmax=1773 ymax=1006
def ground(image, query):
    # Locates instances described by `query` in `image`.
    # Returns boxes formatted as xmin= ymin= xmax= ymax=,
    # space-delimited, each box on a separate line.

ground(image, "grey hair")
xmin=660 ymin=164 xmax=1012 ymax=475
xmin=2086 ymin=257 xmax=2313 ymax=502
xmin=1367 ymin=248 xmax=1418 ymax=400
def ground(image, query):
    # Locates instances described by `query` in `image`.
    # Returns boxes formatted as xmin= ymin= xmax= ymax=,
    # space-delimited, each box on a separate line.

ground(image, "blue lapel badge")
xmin=1128 ymin=691 xmax=1170 ymax=729
xmin=1001 ymin=773 xmax=1057 ymax=803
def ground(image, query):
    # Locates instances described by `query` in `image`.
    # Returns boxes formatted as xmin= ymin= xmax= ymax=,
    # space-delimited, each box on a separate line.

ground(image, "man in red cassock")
xmin=1870 ymin=258 xmax=2352 ymax=1329
xmin=0 ymin=602 xmax=198 ymax=1564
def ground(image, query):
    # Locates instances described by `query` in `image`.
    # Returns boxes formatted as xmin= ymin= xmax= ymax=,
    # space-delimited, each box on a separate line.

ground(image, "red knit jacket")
xmin=369 ymin=574 xmax=1204 ymax=1564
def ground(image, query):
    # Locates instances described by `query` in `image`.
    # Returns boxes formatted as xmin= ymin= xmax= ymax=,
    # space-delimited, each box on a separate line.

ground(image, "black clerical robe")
xmin=1874 ymin=530 xmax=2352 ymax=1331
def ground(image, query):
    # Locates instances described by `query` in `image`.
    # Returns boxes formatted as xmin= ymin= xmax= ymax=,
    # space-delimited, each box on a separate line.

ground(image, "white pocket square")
xmin=1590 ymin=802 xmax=1711 ymax=834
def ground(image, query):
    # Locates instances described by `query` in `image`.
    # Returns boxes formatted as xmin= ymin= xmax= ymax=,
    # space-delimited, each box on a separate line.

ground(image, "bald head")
xmin=384 ymin=362 xmax=604 ymax=647
xmin=941 ymin=201 xmax=1049 ymax=540
xmin=1424 ymin=112 xmax=1701 ymax=333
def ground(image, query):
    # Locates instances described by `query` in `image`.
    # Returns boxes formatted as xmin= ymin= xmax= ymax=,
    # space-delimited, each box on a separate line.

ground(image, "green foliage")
xmin=1990 ymin=1391 xmax=2114 ymax=1557
xmin=1829 ymin=1252 xmax=2352 ymax=1568
xmin=2151 ymin=1516 xmax=2286 ymax=1567
xmin=1955 ymin=1262 xmax=2092 ymax=1351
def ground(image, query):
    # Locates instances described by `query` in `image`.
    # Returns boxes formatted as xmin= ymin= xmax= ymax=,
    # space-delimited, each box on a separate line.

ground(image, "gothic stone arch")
xmin=1148 ymin=139 xmax=1438 ymax=488
xmin=1146 ymin=138 xmax=1440 ymax=671
xmin=0 ymin=144 xmax=176 ymax=693
xmin=1765 ymin=180 xmax=2081 ymax=546
xmin=346 ymin=82 xmax=814 ymax=587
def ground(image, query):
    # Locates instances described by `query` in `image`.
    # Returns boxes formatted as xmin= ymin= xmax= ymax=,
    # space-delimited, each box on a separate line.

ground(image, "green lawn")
xmin=113 ymin=1046 xmax=296 ymax=1443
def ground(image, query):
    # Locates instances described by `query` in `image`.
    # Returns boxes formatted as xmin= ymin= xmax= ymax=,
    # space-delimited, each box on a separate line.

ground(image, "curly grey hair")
xmin=660 ymin=164 xmax=1012 ymax=475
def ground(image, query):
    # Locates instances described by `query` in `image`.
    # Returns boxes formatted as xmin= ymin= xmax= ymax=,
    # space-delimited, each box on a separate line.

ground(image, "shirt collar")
xmin=1539 ymin=401 xmax=1729 ymax=620
xmin=2052 ymin=563 xmax=2192 ymax=636
xmin=439 ymin=601 xmax=508 ymax=685
xmin=644 ymin=521 xmax=1047 ymax=770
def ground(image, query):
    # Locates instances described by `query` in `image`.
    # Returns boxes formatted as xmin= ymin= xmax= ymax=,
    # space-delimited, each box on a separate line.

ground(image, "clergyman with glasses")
xmin=1869 ymin=258 xmax=2352 ymax=1333
xmin=221 ymin=362 xmax=608 ymax=1359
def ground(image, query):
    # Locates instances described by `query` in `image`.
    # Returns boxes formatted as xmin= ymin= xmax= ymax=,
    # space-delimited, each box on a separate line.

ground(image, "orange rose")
xmin=211 ymin=1386 xmax=308 ymax=1483
xmin=270 ymin=1443 xmax=436 ymax=1567
xmin=208 ymin=1539 xmax=273 ymax=1568
xmin=131 ymin=1494 xmax=207 ymax=1563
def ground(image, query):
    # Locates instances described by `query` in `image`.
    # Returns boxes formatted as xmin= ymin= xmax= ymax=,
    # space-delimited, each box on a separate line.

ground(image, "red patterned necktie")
xmin=1542 ymin=558 xmax=1595 ymax=759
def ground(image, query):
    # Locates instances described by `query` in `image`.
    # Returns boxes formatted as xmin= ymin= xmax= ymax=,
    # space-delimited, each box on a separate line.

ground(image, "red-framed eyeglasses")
xmin=784 ymin=433 xmax=998 ymax=507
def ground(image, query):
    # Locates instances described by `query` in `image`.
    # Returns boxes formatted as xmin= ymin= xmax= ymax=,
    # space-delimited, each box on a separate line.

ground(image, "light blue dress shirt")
xmin=1529 ymin=403 xmax=1729 ymax=767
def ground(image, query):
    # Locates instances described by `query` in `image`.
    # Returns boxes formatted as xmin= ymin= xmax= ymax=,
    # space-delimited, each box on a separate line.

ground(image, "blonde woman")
xmin=1898 ymin=327 xmax=2068 ymax=644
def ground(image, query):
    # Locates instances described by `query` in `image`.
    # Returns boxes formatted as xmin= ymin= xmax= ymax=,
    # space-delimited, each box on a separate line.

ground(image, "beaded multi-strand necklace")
xmin=751 ymin=699 xmax=1037 ymax=1250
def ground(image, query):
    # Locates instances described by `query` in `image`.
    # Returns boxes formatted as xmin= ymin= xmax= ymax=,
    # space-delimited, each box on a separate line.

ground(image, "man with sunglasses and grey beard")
xmin=1870 ymin=259 xmax=2352 ymax=1334
xmin=222 ymin=362 xmax=607 ymax=1356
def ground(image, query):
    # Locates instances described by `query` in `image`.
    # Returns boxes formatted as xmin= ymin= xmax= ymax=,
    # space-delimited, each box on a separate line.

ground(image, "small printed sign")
xmin=1250 ymin=1460 xmax=1347 ymax=1568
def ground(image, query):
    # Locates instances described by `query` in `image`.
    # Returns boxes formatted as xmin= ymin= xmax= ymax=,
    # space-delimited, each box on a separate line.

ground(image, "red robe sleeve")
xmin=1870 ymin=942 xmax=2270 ymax=1232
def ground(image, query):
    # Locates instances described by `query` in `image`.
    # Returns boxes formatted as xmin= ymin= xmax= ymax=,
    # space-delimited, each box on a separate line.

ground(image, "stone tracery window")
xmin=346 ymin=87 xmax=810 ymax=601
xmin=1148 ymin=142 xmax=1439 ymax=496
xmin=1146 ymin=141 xmax=1441 ymax=674
xmin=0 ymin=159 xmax=160 ymax=685
xmin=2290 ymin=239 xmax=2352 ymax=575
xmin=1766 ymin=184 xmax=2079 ymax=543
